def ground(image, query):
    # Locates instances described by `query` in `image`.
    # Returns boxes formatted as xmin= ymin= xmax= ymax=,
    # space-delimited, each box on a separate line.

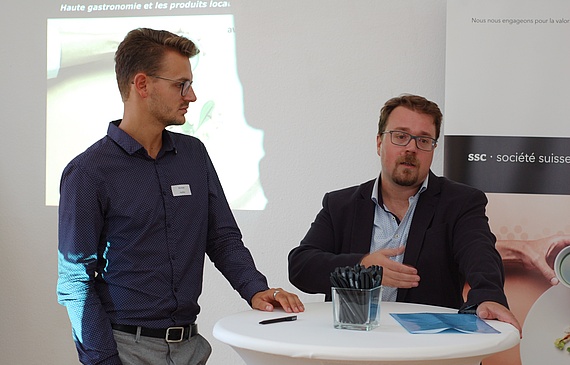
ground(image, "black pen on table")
xmin=259 ymin=315 xmax=297 ymax=325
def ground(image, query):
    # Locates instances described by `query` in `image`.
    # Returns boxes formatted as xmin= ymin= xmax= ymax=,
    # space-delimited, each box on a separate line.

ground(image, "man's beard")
xmin=392 ymin=155 xmax=420 ymax=187
xmin=149 ymin=93 xmax=188 ymax=127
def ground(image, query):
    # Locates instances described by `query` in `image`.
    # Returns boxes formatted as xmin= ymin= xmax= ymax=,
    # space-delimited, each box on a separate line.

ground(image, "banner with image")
xmin=445 ymin=1 xmax=570 ymax=364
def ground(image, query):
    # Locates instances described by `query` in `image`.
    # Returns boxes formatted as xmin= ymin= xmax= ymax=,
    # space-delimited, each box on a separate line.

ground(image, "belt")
xmin=111 ymin=323 xmax=198 ymax=343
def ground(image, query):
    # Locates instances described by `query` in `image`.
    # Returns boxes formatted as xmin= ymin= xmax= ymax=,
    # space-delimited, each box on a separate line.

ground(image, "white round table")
xmin=213 ymin=301 xmax=519 ymax=365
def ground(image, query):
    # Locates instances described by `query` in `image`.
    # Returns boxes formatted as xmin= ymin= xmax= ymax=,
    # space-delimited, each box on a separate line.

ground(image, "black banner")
xmin=444 ymin=135 xmax=570 ymax=195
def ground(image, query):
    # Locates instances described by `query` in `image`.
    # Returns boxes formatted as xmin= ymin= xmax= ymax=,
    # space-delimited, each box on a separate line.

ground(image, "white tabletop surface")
xmin=213 ymin=301 xmax=520 ymax=365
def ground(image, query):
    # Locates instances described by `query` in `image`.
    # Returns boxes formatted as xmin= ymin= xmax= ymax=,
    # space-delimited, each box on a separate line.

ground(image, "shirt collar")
xmin=107 ymin=120 xmax=177 ymax=156
xmin=371 ymin=173 xmax=429 ymax=205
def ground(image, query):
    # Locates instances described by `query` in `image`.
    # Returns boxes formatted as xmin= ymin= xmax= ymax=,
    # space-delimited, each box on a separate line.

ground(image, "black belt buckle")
xmin=165 ymin=326 xmax=185 ymax=343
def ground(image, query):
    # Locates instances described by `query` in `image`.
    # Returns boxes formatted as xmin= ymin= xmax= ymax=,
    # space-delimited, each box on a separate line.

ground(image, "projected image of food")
xmin=46 ymin=15 xmax=267 ymax=210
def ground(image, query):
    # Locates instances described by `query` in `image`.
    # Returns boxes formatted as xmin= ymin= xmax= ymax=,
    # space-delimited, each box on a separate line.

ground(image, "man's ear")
xmin=376 ymin=134 xmax=383 ymax=157
xmin=132 ymin=73 xmax=149 ymax=98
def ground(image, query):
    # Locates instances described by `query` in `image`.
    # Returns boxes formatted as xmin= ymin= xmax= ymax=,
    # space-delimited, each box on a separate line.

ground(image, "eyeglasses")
xmin=381 ymin=130 xmax=437 ymax=151
xmin=149 ymin=75 xmax=193 ymax=96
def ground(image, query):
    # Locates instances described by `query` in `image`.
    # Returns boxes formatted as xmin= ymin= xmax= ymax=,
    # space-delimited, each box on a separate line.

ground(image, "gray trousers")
xmin=113 ymin=329 xmax=212 ymax=365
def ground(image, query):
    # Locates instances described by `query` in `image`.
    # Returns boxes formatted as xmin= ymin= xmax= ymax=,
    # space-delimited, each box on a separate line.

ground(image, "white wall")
xmin=0 ymin=1 xmax=446 ymax=364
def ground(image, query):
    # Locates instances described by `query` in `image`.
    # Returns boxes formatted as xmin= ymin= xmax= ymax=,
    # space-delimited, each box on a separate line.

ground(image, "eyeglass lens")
xmin=389 ymin=131 xmax=435 ymax=151
xmin=181 ymin=81 xmax=191 ymax=96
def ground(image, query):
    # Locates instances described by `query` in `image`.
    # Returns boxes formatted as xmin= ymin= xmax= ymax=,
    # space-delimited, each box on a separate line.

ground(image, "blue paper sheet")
xmin=390 ymin=313 xmax=500 ymax=334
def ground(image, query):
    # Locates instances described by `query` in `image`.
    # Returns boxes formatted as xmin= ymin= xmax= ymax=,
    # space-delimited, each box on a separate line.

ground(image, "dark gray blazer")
xmin=288 ymin=171 xmax=508 ymax=310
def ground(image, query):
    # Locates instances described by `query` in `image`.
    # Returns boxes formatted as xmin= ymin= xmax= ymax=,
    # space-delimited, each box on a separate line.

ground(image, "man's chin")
xmin=167 ymin=118 xmax=187 ymax=127
xmin=395 ymin=179 xmax=418 ymax=187
xmin=393 ymin=171 xmax=419 ymax=187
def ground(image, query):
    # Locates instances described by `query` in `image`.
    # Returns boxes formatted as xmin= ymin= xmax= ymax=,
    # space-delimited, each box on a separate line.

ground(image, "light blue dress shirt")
xmin=370 ymin=175 xmax=428 ymax=301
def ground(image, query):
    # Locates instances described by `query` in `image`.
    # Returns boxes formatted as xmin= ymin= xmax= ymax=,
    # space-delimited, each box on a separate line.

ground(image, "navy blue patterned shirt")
xmin=57 ymin=120 xmax=269 ymax=365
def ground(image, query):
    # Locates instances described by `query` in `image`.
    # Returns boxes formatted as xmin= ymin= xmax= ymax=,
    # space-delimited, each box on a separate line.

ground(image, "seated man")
xmin=288 ymin=94 xmax=521 ymax=335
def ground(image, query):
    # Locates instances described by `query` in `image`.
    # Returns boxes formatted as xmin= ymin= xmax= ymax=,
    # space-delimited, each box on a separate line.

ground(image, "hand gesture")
xmin=360 ymin=246 xmax=420 ymax=289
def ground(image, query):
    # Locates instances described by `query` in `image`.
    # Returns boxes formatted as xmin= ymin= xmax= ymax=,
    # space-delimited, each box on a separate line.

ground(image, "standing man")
xmin=57 ymin=28 xmax=303 ymax=365
xmin=288 ymin=94 xmax=521 ymax=334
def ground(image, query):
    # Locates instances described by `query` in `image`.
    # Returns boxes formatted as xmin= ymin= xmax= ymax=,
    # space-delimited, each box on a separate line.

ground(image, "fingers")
xmin=362 ymin=246 xmax=413 ymax=270
xmin=382 ymin=267 xmax=420 ymax=288
xmin=378 ymin=246 xmax=407 ymax=259
xmin=273 ymin=288 xmax=305 ymax=313
xmin=362 ymin=247 xmax=420 ymax=289
xmin=533 ymin=258 xmax=559 ymax=285
xmin=251 ymin=288 xmax=305 ymax=313
xmin=477 ymin=301 xmax=522 ymax=338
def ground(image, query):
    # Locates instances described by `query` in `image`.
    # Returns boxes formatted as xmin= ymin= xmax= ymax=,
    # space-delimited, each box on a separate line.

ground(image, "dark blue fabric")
xmin=58 ymin=120 xmax=268 ymax=364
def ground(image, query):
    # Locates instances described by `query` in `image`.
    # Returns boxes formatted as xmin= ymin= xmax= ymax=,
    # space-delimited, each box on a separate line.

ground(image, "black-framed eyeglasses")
xmin=381 ymin=130 xmax=437 ymax=151
xmin=149 ymin=75 xmax=193 ymax=96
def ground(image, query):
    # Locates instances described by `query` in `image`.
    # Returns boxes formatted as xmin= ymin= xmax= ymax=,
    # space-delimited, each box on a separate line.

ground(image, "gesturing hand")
xmin=360 ymin=246 xmax=420 ymax=289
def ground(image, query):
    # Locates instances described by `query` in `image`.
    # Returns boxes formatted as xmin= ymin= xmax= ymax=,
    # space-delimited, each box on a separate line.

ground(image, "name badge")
xmin=171 ymin=184 xmax=192 ymax=197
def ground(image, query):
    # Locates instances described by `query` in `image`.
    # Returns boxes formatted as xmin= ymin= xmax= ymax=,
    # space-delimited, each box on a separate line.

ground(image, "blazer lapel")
xmin=397 ymin=172 xmax=440 ymax=301
xmin=351 ymin=180 xmax=376 ymax=255
xmin=403 ymin=172 xmax=441 ymax=267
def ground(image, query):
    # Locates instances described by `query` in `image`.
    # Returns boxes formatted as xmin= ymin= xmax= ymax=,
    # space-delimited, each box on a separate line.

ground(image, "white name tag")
xmin=171 ymin=184 xmax=192 ymax=197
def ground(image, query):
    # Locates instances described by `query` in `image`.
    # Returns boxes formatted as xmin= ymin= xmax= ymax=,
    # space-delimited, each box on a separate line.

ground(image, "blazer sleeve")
xmin=288 ymin=185 xmax=374 ymax=298
xmin=404 ymin=176 xmax=507 ymax=309
xmin=453 ymin=188 xmax=508 ymax=308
